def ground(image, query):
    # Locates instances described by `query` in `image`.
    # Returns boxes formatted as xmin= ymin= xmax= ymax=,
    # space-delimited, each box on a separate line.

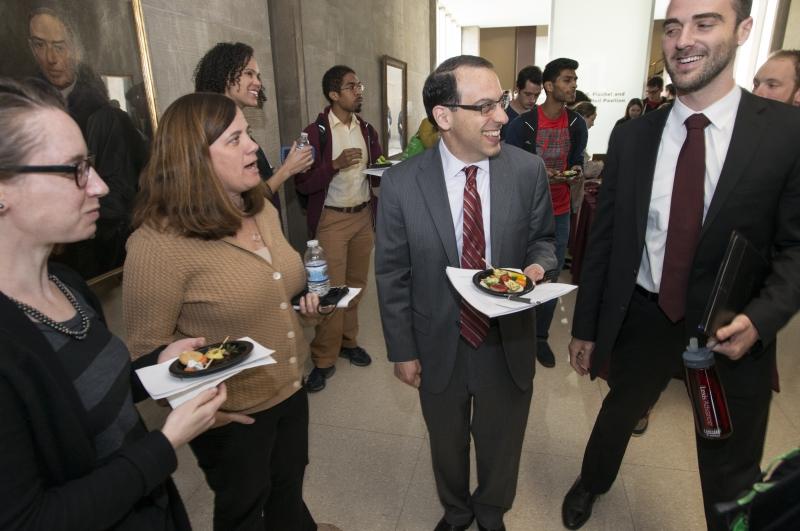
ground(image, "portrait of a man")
xmin=1 ymin=2 xmax=154 ymax=280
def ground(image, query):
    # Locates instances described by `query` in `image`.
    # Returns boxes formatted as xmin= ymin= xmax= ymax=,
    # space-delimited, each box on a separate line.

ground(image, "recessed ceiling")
xmin=437 ymin=0 xmax=551 ymax=28
xmin=438 ymin=0 xmax=668 ymax=28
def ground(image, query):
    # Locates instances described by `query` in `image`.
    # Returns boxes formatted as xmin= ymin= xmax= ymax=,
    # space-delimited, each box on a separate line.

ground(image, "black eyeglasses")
xmin=0 ymin=155 xmax=95 ymax=188
xmin=446 ymin=91 xmax=511 ymax=116
xmin=339 ymin=82 xmax=365 ymax=93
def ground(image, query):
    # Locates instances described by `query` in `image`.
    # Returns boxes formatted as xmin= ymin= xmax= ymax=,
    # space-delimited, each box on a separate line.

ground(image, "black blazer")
xmin=573 ymin=90 xmax=800 ymax=378
xmin=0 ymin=263 xmax=189 ymax=530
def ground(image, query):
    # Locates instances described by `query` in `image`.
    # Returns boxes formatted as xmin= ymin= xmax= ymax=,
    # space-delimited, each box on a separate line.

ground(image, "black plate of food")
xmin=369 ymin=162 xmax=393 ymax=169
xmin=169 ymin=340 xmax=254 ymax=378
xmin=551 ymin=169 xmax=580 ymax=183
xmin=472 ymin=268 xmax=535 ymax=297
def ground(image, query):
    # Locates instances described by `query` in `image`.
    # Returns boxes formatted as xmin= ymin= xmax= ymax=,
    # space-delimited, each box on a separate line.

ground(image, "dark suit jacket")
xmin=375 ymin=142 xmax=557 ymax=393
xmin=573 ymin=89 xmax=800 ymax=379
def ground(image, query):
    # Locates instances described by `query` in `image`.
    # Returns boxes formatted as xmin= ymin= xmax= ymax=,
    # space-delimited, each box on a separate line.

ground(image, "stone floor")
xmin=100 ymin=261 xmax=800 ymax=531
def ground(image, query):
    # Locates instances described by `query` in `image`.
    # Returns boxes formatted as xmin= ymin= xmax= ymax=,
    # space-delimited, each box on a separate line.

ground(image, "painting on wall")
xmin=0 ymin=0 xmax=158 ymax=283
xmin=381 ymin=55 xmax=407 ymax=157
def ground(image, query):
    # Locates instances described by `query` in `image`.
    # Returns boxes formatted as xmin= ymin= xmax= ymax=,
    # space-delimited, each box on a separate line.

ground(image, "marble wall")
xmin=141 ymin=0 xmax=281 ymax=164
xmin=296 ymin=0 xmax=431 ymax=144
xmin=140 ymin=0 xmax=432 ymax=248
xmin=275 ymin=0 xmax=433 ymax=247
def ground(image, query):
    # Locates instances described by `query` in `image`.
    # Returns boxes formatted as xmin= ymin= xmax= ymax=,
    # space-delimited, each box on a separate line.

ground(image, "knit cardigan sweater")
xmin=123 ymin=205 xmax=309 ymax=413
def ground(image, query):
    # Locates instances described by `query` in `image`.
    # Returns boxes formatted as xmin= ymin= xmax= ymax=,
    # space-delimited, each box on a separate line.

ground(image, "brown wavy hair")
xmin=133 ymin=92 xmax=265 ymax=239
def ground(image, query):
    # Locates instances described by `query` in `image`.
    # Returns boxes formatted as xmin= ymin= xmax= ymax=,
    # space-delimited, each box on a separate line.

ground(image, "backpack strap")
xmin=316 ymin=115 xmax=327 ymax=154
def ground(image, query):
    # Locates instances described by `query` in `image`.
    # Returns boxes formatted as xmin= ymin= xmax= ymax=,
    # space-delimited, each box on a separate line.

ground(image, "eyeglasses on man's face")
xmin=29 ymin=37 xmax=70 ymax=58
xmin=340 ymin=82 xmax=366 ymax=93
xmin=0 ymin=155 xmax=95 ymax=189
xmin=446 ymin=91 xmax=511 ymax=116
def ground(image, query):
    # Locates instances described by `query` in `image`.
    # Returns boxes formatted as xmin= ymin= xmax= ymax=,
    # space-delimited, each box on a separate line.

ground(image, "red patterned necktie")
xmin=460 ymin=165 xmax=490 ymax=348
xmin=659 ymin=113 xmax=711 ymax=322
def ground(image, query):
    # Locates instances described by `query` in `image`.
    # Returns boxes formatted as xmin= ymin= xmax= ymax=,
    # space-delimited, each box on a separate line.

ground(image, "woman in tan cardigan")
xmin=123 ymin=93 xmax=324 ymax=530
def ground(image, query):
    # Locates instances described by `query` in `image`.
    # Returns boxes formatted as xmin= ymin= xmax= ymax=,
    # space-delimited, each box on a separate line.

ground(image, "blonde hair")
xmin=0 ymin=77 xmax=66 ymax=178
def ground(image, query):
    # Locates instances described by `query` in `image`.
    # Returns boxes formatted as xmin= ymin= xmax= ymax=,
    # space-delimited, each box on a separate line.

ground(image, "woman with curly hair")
xmin=194 ymin=42 xmax=313 ymax=217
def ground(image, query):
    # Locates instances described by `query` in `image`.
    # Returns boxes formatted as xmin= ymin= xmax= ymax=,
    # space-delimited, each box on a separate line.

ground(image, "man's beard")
xmin=556 ymin=89 xmax=575 ymax=105
xmin=665 ymin=36 xmax=737 ymax=93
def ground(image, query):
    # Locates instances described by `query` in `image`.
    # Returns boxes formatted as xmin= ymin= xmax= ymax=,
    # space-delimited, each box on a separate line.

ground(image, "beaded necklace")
xmin=8 ymin=275 xmax=91 ymax=340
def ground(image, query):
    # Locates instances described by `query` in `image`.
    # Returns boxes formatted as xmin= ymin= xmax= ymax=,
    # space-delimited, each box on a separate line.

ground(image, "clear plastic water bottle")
xmin=296 ymin=132 xmax=309 ymax=150
xmin=296 ymin=132 xmax=314 ymax=161
xmin=304 ymin=240 xmax=330 ymax=296
xmin=682 ymin=337 xmax=733 ymax=440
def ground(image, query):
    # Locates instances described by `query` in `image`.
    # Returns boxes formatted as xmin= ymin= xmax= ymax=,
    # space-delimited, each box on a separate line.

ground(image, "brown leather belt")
xmin=324 ymin=201 xmax=370 ymax=213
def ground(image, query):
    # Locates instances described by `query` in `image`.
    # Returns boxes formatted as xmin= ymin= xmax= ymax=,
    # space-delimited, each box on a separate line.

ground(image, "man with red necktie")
xmin=562 ymin=1 xmax=800 ymax=529
xmin=375 ymin=55 xmax=556 ymax=531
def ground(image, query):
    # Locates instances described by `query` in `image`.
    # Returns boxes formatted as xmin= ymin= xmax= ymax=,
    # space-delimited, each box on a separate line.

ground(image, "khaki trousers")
xmin=311 ymin=207 xmax=373 ymax=367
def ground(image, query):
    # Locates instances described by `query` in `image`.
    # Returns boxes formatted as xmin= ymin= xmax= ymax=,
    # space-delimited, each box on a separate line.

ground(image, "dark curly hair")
xmin=322 ymin=65 xmax=355 ymax=104
xmin=193 ymin=42 xmax=266 ymax=108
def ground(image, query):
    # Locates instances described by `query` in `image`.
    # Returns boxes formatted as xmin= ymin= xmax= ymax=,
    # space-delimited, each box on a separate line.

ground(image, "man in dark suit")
xmin=375 ymin=55 xmax=556 ymax=531
xmin=561 ymin=1 xmax=800 ymax=529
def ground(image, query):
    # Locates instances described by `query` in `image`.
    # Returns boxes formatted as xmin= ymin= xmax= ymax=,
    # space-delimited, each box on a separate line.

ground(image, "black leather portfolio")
xmin=699 ymin=231 xmax=769 ymax=337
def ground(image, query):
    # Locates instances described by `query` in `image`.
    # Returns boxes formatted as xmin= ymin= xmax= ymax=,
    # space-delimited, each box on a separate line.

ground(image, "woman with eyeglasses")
xmin=123 ymin=92 xmax=331 ymax=531
xmin=0 ymin=78 xmax=227 ymax=530
xmin=194 ymin=42 xmax=313 ymax=219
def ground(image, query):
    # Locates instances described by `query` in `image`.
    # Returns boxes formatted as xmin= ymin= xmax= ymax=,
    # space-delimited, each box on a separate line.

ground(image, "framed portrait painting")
xmin=0 ymin=0 xmax=158 ymax=283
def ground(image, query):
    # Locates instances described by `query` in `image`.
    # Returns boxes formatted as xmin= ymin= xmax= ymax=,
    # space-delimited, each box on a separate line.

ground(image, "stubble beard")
xmin=665 ymin=36 xmax=737 ymax=94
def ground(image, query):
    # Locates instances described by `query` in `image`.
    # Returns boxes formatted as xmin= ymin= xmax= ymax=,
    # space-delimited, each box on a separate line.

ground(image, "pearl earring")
xmin=0 ymin=202 xmax=5 ymax=210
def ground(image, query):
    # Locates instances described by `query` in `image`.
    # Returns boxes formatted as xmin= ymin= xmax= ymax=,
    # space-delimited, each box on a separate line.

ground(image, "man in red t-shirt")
xmin=504 ymin=57 xmax=588 ymax=367
xmin=533 ymin=58 xmax=584 ymax=367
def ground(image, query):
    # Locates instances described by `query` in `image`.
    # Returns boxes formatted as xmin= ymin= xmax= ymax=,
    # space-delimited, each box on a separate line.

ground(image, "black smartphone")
xmin=291 ymin=286 xmax=349 ymax=307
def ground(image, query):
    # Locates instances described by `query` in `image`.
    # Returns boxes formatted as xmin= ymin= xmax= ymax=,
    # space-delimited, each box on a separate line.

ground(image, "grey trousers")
xmin=419 ymin=327 xmax=533 ymax=529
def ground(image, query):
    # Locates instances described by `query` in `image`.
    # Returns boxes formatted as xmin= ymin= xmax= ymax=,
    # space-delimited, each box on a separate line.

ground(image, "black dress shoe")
xmin=305 ymin=365 xmax=336 ymax=393
xmin=562 ymin=476 xmax=598 ymax=530
xmin=340 ymin=346 xmax=372 ymax=366
xmin=632 ymin=406 xmax=653 ymax=437
xmin=536 ymin=340 xmax=556 ymax=368
xmin=477 ymin=522 xmax=505 ymax=531
xmin=433 ymin=516 xmax=473 ymax=531
xmin=632 ymin=415 xmax=649 ymax=437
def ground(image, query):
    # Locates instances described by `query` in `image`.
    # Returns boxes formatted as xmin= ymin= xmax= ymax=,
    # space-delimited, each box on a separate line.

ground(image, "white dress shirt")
xmin=325 ymin=110 xmax=370 ymax=207
xmin=637 ymin=86 xmax=741 ymax=292
xmin=439 ymin=140 xmax=492 ymax=263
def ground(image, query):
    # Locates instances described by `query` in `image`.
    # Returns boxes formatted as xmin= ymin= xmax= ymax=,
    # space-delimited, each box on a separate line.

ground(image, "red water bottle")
xmin=682 ymin=338 xmax=732 ymax=439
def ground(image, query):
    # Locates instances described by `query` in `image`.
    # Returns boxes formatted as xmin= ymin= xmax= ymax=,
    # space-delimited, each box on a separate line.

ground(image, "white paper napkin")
xmin=445 ymin=267 xmax=577 ymax=318
xmin=135 ymin=337 xmax=276 ymax=407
